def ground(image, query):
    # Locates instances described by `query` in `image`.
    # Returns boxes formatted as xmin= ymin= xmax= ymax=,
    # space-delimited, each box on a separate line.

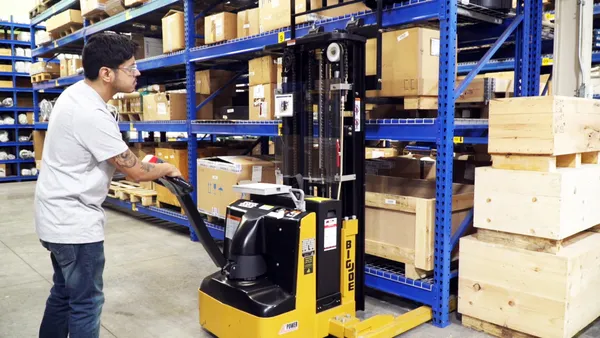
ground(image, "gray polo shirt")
xmin=34 ymin=80 xmax=128 ymax=244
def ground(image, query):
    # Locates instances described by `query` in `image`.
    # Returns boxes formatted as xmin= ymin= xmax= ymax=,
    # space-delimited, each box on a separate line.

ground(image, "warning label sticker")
xmin=302 ymin=238 xmax=316 ymax=257
xmin=324 ymin=218 xmax=337 ymax=251
xmin=225 ymin=215 xmax=241 ymax=240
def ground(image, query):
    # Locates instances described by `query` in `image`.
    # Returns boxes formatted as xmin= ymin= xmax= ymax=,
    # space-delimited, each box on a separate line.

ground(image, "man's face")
xmin=112 ymin=56 xmax=140 ymax=93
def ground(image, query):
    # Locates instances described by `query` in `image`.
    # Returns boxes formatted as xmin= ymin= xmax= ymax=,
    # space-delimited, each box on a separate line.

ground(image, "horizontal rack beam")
xmin=32 ymin=0 xmax=180 ymax=57
xmin=31 ymin=0 xmax=78 ymax=26
xmin=458 ymin=52 xmax=600 ymax=74
xmin=0 ymin=175 xmax=38 ymax=182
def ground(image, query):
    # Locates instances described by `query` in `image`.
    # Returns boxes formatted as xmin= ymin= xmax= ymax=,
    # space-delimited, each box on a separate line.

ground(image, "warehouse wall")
xmin=0 ymin=0 xmax=35 ymax=23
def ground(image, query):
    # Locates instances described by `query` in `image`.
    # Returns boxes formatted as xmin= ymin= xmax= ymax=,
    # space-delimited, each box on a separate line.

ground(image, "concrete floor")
xmin=0 ymin=181 xmax=594 ymax=338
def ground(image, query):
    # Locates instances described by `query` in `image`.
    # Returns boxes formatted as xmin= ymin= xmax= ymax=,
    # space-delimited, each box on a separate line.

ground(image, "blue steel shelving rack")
xmin=0 ymin=16 xmax=44 ymax=183
xmin=28 ymin=0 xmax=543 ymax=327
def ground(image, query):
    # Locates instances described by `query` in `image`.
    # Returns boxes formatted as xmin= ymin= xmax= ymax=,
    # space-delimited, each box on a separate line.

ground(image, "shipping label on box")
xmin=249 ymin=83 xmax=275 ymax=120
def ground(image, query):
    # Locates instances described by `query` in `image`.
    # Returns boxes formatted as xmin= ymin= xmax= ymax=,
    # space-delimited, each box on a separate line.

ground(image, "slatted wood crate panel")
xmin=458 ymin=230 xmax=600 ymax=338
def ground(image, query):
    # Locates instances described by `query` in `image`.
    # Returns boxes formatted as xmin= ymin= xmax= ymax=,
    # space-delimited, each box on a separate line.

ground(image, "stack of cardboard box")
xmin=248 ymin=55 xmax=280 ymax=121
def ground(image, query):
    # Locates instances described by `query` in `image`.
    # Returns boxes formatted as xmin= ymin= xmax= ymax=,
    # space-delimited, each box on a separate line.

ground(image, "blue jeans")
xmin=39 ymin=240 xmax=105 ymax=338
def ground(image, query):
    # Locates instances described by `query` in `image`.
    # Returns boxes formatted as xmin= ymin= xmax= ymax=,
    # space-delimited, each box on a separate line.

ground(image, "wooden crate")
xmin=458 ymin=230 xmax=600 ymax=338
xmin=365 ymin=175 xmax=474 ymax=278
xmin=474 ymin=164 xmax=600 ymax=240
xmin=488 ymin=96 xmax=600 ymax=156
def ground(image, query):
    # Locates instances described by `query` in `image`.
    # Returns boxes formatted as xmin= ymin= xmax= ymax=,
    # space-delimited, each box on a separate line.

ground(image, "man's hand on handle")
xmin=108 ymin=149 xmax=182 ymax=182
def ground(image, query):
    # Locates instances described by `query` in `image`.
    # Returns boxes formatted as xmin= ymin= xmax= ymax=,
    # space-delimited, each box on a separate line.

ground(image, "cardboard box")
xmin=0 ymin=80 xmax=12 ymax=88
xmin=162 ymin=10 xmax=185 ymax=53
xmin=365 ymin=175 xmax=474 ymax=276
xmin=249 ymin=55 xmax=278 ymax=86
xmin=249 ymin=83 xmax=275 ymax=120
xmin=80 ymin=0 xmax=107 ymax=17
xmin=196 ymin=156 xmax=277 ymax=218
xmin=33 ymin=130 xmax=45 ymax=165
xmin=105 ymin=0 xmax=125 ymax=16
xmin=366 ymin=38 xmax=377 ymax=76
xmin=0 ymin=64 xmax=12 ymax=72
xmin=0 ymin=163 xmax=11 ymax=177
xmin=45 ymin=10 xmax=83 ymax=33
xmin=128 ymin=34 xmax=163 ymax=60
xmin=60 ymin=59 xmax=69 ymax=77
xmin=195 ymin=69 xmax=234 ymax=95
xmin=237 ymin=8 xmax=260 ymax=38
xmin=30 ymin=61 xmax=60 ymax=75
xmin=143 ymin=91 xmax=213 ymax=121
xmin=0 ymin=48 xmax=10 ymax=56
xmin=377 ymin=27 xmax=441 ymax=97
xmin=153 ymin=146 xmax=228 ymax=207
xmin=217 ymin=106 xmax=249 ymax=120
xmin=68 ymin=59 xmax=83 ymax=76
xmin=24 ymin=112 xmax=34 ymax=125
xmin=124 ymin=0 xmax=147 ymax=6
xmin=258 ymin=0 xmax=366 ymax=33
xmin=205 ymin=12 xmax=237 ymax=44
xmin=365 ymin=147 xmax=398 ymax=159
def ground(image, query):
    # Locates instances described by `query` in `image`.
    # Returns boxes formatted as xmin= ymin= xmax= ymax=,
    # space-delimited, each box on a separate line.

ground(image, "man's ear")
xmin=99 ymin=67 xmax=113 ymax=83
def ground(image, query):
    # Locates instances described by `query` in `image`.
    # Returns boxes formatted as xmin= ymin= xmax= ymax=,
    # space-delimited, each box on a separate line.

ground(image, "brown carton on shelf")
xmin=143 ymin=91 xmax=213 ymax=121
xmin=0 ymin=48 xmax=11 ymax=56
xmin=237 ymin=8 xmax=260 ymax=38
xmin=68 ymin=59 xmax=83 ymax=76
xmin=154 ymin=145 xmax=228 ymax=207
xmin=248 ymin=55 xmax=278 ymax=86
xmin=30 ymin=61 xmax=60 ymax=75
xmin=194 ymin=69 xmax=234 ymax=95
xmin=80 ymin=0 xmax=107 ymax=18
xmin=259 ymin=0 xmax=367 ymax=33
xmin=60 ymin=59 xmax=69 ymax=77
xmin=249 ymin=83 xmax=275 ymax=121
xmin=365 ymin=148 xmax=398 ymax=159
xmin=33 ymin=130 xmax=46 ymax=170
xmin=205 ymin=12 xmax=237 ymax=44
xmin=162 ymin=10 xmax=185 ymax=53
xmin=124 ymin=0 xmax=147 ymax=7
xmin=373 ymin=27 xmax=441 ymax=97
xmin=0 ymin=64 xmax=11 ymax=72
xmin=45 ymin=9 xmax=83 ymax=34
xmin=104 ymin=0 xmax=126 ymax=16
xmin=196 ymin=156 xmax=276 ymax=218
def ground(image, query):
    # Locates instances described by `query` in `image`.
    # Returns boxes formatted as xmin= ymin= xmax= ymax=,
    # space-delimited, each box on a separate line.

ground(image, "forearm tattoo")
xmin=115 ymin=150 xmax=138 ymax=168
xmin=141 ymin=162 xmax=155 ymax=172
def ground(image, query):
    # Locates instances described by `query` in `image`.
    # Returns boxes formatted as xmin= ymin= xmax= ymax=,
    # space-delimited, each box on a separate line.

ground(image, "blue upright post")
xmin=184 ymin=0 xmax=198 ymax=241
xmin=514 ymin=0 xmax=530 ymax=96
xmin=433 ymin=0 xmax=457 ymax=328
xmin=527 ymin=0 xmax=542 ymax=96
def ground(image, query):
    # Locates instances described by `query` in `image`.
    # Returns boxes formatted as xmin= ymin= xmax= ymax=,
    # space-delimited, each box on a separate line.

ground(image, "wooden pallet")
xmin=30 ymin=72 xmax=55 ymax=83
xmin=491 ymin=151 xmax=600 ymax=172
xmin=462 ymin=315 xmax=536 ymax=338
xmin=110 ymin=180 xmax=157 ymax=206
xmin=86 ymin=14 xmax=108 ymax=25
xmin=157 ymin=200 xmax=185 ymax=215
xmin=29 ymin=4 xmax=48 ymax=19
xmin=118 ymin=112 xmax=143 ymax=121
xmin=49 ymin=24 xmax=83 ymax=40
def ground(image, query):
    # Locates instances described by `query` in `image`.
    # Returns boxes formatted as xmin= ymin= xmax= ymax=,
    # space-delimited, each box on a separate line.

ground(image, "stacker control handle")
xmin=144 ymin=155 xmax=228 ymax=269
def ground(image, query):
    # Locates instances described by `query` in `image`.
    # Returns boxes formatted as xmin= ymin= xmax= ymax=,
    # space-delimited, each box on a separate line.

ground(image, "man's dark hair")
xmin=82 ymin=33 xmax=138 ymax=81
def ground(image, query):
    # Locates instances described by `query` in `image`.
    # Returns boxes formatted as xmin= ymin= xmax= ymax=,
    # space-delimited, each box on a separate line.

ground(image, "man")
xmin=34 ymin=33 xmax=181 ymax=338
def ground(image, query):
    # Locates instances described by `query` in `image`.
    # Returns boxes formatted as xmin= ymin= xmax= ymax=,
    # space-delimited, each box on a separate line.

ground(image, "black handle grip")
xmin=145 ymin=156 xmax=194 ymax=196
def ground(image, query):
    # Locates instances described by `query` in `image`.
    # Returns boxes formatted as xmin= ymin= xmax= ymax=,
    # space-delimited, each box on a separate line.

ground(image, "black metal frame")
xmin=276 ymin=30 xmax=367 ymax=311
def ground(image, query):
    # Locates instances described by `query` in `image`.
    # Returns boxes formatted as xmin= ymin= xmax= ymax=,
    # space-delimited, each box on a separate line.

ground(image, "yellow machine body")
xmin=197 ymin=201 xmax=434 ymax=338
xmin=199 ymin=214 xmax=358 ymax=338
